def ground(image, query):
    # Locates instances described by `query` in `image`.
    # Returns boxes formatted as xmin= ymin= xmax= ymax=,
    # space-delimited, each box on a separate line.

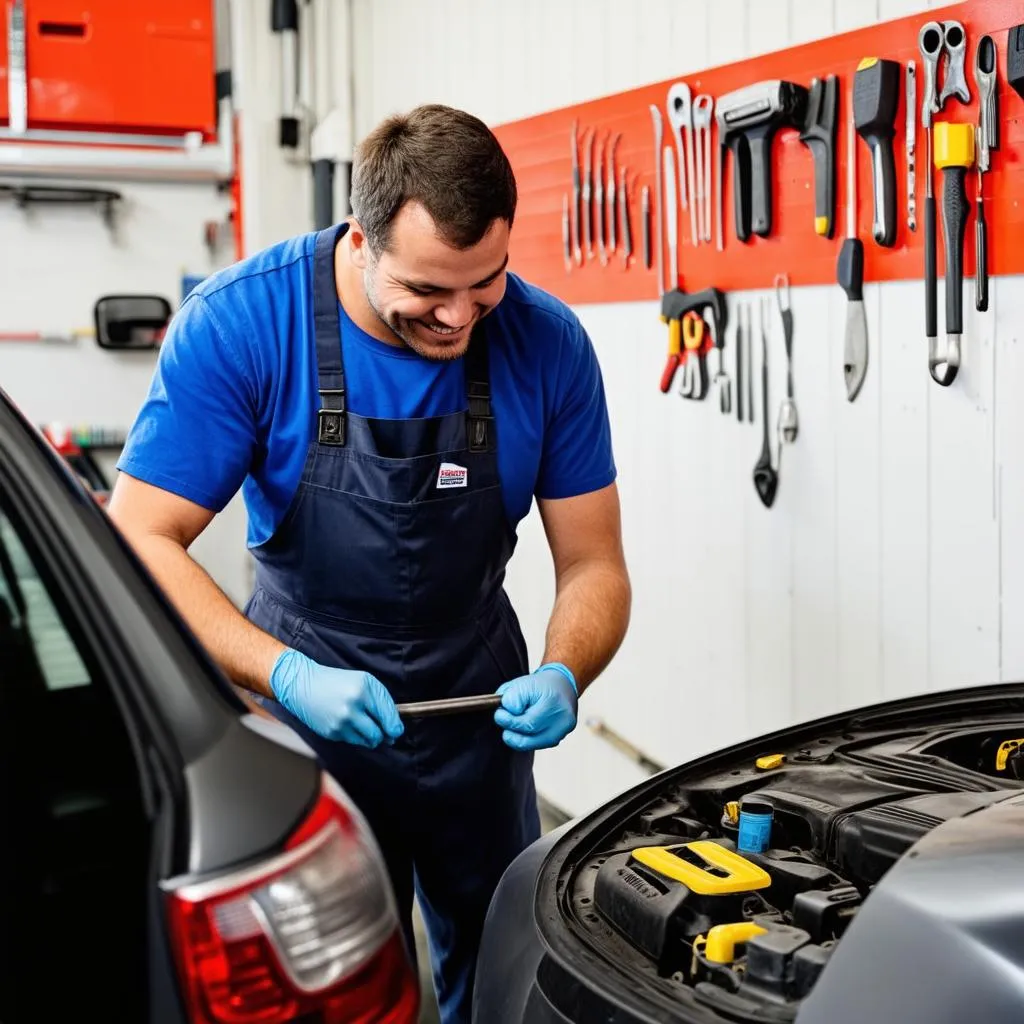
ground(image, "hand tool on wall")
xmin=931 ymin=121 xmax=974 ymax=387
xmin=664 ymin=145 xmax=679 ymax=290
xmin=938 ymin=21 xmax=970 ymax=107
xmin=642 ymin=184 xmax=651 ymax=270
xmin=775 ymin=274 xmax=797 ymax=444
xmin=650 ymin=105 xmax=664 ymax=288
xmin=974 ymin=35 xmax=997 ymax=313
xmin=621 ymin=167 xmax=634 ymax=267
xmin=608 ymin=134 xmax=621 ymax=256
xmin=694 ymin=95 xmax=714 ymax=244
xmin=798 ymin=75 xmax=838 ymax=239
xmin=583 ymin=128 xmax=595 ymax=260
xmin=570 ymin=120 xmax=582 ymax=266
xmin=659 ymin=311 xmax=683 ymax=393
xmin=746 ymin=302 xmax=754 ymax=423
xmin=717 ymin=81 xmax=809 ymax=241
xmin=666 ymin=83 xmax=691 ymax=224
xmin=562 ymin=194 xmax=571 ymax=272
xmin=713 ymin=304 xmax=732 ymax=415
xmin=920 ymin=23 xmax=942 ymax=361
xmin=680 ymin=311 xmax=707 ymax=400
xmin=596 ymin=134 xmax=607 ymax=266
xmin=662 ymin=287 xmax=728 ymax=393
xmin=735 ymin=303 xmax=745 ymax=422
xmin=753 ymin=297 xmax=778 ymax=509
xmin=906 ymin=62 xmax=917 ymax=232
xmin=839 ymin=80 xmax=868 ymax=403
xmin=667 ymin=83 xmax=698 ymax=247
xmin=1010 ymin=24 xmax=1024 ymax=98
xmin=716 ymin=120 xmax=725 ymax=252
xmin=853 ymin=58 xmax=900 ymax=249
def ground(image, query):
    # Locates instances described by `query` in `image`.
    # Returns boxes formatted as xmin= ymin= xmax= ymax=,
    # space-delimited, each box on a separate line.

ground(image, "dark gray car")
xmin=475 ymin=683 xmax=1024 ymax=1022
xmin=0 ymin=385 xmax=421 ymax=1024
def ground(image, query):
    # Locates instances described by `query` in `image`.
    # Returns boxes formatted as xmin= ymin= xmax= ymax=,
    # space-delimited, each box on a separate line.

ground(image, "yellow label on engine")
xmin=631 ymin=840 xmax=771 ymax=895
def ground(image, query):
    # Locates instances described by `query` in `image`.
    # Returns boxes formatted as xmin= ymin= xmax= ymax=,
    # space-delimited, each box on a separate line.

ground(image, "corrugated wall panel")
xmin=343 ymin=0 xmax=1017 ymax=819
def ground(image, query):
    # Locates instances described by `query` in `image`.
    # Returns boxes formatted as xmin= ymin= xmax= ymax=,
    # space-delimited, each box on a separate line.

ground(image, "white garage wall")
xmin=0 ymin=1 xmax=312 ymax=607
xmin=347 ymin=0 xmax=1021 ymax=819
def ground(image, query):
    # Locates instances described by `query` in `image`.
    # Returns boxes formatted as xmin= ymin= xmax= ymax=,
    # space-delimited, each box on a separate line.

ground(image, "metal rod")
xmin=396 ymin=694 xmax=502 ymax=719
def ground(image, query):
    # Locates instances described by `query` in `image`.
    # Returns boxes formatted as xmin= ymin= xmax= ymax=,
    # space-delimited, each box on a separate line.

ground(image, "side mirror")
xmin=94 ymin=295 xmax=172 ymax=350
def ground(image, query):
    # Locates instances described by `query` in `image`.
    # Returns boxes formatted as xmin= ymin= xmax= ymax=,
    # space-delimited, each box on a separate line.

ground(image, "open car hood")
xmin=532 ymin=682 xmax=1024 ymax=1023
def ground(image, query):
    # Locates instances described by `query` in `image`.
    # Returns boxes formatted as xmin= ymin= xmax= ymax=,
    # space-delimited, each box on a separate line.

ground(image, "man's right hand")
xmin=270 ymin=649 xmax=404 ymax=748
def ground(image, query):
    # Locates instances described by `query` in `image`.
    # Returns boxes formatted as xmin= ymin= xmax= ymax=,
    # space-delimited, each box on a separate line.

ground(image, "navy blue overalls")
xmin=245 ymin=223 xmax=541 ymax=1022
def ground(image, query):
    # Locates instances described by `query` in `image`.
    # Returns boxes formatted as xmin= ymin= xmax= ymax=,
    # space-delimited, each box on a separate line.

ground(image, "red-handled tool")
xmin=660 ymin=315 xmax=683 ymax=393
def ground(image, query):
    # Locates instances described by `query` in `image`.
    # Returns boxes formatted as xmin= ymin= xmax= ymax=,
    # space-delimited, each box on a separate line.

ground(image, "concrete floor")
xmin=414 ymin=799 xmax=568 ymax=1024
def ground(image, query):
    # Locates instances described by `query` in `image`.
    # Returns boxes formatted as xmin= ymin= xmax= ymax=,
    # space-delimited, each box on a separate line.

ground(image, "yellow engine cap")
xmin=700 ymin=922 xmax=768 ymax=964
xmin=933 ymin=121 xmax=975 ymax=170
xmin=631 ymin=840 xmax=771 ymax=894
xmin=996 ymin=739 xmax=1024 ymax=771
xmin=756 ymin=754 xmax=785 ymax=770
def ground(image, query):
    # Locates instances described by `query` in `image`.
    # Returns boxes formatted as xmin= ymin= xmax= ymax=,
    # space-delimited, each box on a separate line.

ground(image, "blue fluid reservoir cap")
xmin=737 ymin=797 xmax=773 ymax=854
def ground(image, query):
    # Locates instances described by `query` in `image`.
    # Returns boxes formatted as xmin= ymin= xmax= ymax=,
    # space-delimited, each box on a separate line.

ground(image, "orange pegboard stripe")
xmin=493 ymin=0 xmax=1018 ymax=303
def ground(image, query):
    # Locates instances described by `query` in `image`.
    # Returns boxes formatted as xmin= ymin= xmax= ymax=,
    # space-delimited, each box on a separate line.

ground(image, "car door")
xmin=0 ymin=491 xmax=163 ymax=1022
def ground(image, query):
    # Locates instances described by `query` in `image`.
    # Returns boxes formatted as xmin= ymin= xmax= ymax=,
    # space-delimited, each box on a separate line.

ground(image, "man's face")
xmin=352 ymin=201 xmax=510 ymax=361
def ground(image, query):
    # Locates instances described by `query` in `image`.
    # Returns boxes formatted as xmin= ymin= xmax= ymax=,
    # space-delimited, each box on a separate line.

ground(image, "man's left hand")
xmin=494 ymin=664 xmax=578 ymax=751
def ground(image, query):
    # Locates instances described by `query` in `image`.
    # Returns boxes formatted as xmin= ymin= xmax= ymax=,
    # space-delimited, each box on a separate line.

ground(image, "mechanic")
xmin=107 ymin=103 xmax=631 ymax=1022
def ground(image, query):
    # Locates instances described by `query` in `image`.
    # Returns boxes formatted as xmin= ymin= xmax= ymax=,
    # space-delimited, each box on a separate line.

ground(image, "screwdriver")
xmin=853 ymin=57 xmax=900 ymax=248
xmin=838 ymin=78 xmax=867 ymax=402
xmin=932 ymin=121 xmax=975 ymax=386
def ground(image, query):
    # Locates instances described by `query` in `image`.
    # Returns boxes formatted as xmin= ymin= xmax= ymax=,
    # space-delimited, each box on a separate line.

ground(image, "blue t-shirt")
xmin=117 ymin=230 xmax=617 ymax=549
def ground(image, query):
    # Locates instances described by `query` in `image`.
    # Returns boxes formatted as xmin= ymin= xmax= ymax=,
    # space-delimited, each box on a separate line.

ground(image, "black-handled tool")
xmin=974 ymin=34 xmax=997 ymax=313
xmin=931 ymin=121 xmax=975 ymax=387
xmin=838 ymin=75 xmax=867 ymax=402
xmin=1010 ymin=24 xmax=1024 ymax=99
xmin=660 ymin=285 xmax=729 ymax=357
xmin=853 ymin=57 xmax=900 ymax=248
xmin=396 ymin=694 xmax=502 ymax=719
xmin=799 ymin=75 xmax=838 ymax=239
xmin=975 ymin=187 xmax=988 ymax=313
xmin=753 ymin=298 xmax=778 ymax=508
xmin=717 ymin=81 xmax=808 ymax=241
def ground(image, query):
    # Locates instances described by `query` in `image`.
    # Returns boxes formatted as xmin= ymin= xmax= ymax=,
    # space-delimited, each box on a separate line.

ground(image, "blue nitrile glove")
xmin=494 ymin=663 xmax=578 ymax=751
xmin=269 ymin=648 xmax=404 ymax=748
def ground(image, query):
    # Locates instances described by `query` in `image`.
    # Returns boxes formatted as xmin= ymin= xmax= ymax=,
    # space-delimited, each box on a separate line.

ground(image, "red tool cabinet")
xmin=0 ymin=0 xmax=217 ymax=139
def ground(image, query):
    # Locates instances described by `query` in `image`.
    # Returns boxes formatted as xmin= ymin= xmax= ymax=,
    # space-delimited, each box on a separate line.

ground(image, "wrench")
xmin=666 ymin=83 xmax=691 ymax=225
xmin=694 ymin=95 xmax=714 ymax=244
xmin=607 ymin=133 xmax=621 ymax=254
xmin=939 ymin=20 xmax=970 ymax=107
xmin=667 ymin=82 xmax=698 ymax=247
xmin=974 ymin=35 xmax=998 ymax=171
xmin=650 ymin=105 xmax=664 ymax=293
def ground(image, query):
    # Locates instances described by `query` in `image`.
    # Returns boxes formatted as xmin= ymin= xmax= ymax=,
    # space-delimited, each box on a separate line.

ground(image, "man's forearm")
xmin=541 ymin=558 xmax=631 ymax=694
xmin=126 ymin=533 xmax=285 ymax=696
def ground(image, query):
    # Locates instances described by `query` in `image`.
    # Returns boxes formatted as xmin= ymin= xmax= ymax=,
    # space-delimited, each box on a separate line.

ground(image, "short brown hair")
xmin=350 ymin=104 xmax=517 ymax=254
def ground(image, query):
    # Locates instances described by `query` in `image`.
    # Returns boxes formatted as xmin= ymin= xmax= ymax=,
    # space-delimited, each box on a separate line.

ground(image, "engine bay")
xmin=567 ymin=721 xmax=1024 ymax=1021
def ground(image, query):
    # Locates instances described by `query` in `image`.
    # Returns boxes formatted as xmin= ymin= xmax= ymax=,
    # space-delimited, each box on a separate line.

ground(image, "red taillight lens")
xmin=165 ymin=777 xmax=420 ymax=1024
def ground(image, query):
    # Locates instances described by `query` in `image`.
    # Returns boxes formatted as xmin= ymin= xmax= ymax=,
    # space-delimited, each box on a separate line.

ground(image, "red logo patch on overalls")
xmin=436 ymin=462 xmax=468 ymax=489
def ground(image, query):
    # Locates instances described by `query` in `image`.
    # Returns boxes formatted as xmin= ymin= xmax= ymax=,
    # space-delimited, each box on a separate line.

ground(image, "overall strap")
xmin=313 ymin=225 xmax=348 ymax=446
xmin=464 ymin=321 xmax=495 ymax=454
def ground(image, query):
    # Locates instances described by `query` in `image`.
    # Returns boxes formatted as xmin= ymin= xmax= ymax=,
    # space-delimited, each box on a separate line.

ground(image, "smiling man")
xmin=108 ymin=104 xmax=630 ymax=1023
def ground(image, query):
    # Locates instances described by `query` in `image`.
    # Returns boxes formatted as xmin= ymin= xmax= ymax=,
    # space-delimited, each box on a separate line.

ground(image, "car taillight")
xmin=165 ymin=776 xmax=420 ymax=1024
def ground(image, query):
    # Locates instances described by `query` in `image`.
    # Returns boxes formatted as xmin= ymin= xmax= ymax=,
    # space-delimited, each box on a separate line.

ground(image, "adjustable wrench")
xmin=667 ymin=82 xmax=698 ymax=247
xmin=694 ymin=95 xmax=714 ymax=244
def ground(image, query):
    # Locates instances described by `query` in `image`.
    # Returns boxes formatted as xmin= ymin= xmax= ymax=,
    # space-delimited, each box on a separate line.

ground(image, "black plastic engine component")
xmin=831 ymin=790 xmax=1014 ymax=885
xmin=746 ymin=849 xmax=843 ymax=911
xmin=593 ymin=845 xmax=767 ymax=974
xmin=792 ymin=886 xmax=861 ymax=942
xmin=793 ymin=942 xmax=833 ymax=997
xmin=744 ymin=925 xmax=811 ymax=996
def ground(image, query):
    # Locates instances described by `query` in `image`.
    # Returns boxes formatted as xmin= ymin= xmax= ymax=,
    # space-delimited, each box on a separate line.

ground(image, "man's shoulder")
xmin=496 ymin=273 xmax=582 ymax=343
xmin=190 ymin=231 xmax=318 ymax=310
